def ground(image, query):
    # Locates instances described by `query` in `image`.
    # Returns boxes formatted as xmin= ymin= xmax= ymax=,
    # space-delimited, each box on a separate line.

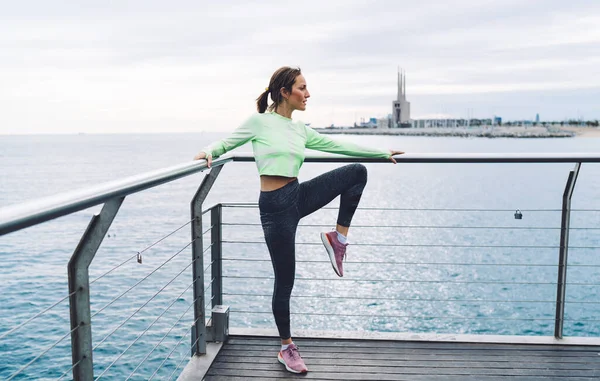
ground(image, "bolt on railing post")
xmin=190 ymin=166 xmax=223 ymax=356
xmin=211 ymin=204 xmax=223 ymax=308
xmin=555 ymin=162 xmax=581 ymax=339
xmin=68 ymin=197 xmax=123 ymax=381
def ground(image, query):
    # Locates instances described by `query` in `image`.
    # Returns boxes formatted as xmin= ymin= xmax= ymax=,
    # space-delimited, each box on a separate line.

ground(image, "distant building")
xmin=535 ymin=113 xmax=540 ymax=123
xmin=412 ymin=118 xmax=493 ymax=128
xmin=392 ymin=68 xmax=411 ymax=127
xmin=359 ymin=117 xmax=378 ymax=128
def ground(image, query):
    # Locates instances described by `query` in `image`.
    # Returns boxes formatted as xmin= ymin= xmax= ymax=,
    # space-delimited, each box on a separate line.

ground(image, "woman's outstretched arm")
xmin=304 ymin=125 xmax=404 ymax=163
xmin=193 ymin=115 xmax=257 ymax=167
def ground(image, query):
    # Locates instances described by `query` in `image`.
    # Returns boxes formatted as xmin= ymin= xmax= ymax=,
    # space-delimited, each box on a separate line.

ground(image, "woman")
xmin=194 ymin=66 xmax=403 ymax=374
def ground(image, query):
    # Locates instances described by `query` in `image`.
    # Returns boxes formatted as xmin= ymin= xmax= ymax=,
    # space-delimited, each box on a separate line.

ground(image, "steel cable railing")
xmin=218 ymin=203 xmax=600 ymax=337
xmin=124 ymin=295 xmax=201 ymax=381
xmin=222 ymin=240 xmax=600 ymax=249
xmin=224 ymin=274 xmax=600 ymax=287
xmin=88 ymin=210 xmax=216 ymax=380
xmin=55 ymin=358 xmax=83 ymax=381
xmin=222 ymin=292 xmax=558 ymax=304
xmin=224 ymin=274 xmax=557 ymax=285
xmin=0 ymin=290 xmax=76 ymax=341
xmin=221 ymin=203 xmax=600 ymax=212
xmin=1 ymin=213 xmax=210 ymax=380
xmin=231 ymin=310 xmax=557 ymax=321
xmin=147 ymin=317 xmax=200 ymax=381
xmin=92 ymin=259 xmax=196 ymax=354
xmin=223 ymin=222 xmax=600 ymax=230
xmin=223 ymin=257 xmax=560 ymax=266
xmin=6 ymin=324 xmax=80 ymax=381
xmin=168 ymin=342 xmax=196 ymax=381
xmin=91 ymin=239 xmax=196 ymax=319
xmin=90 ymin=219 xmax=195 ymax=285
xmin=94 ymin=272 xmax=197 ymax=380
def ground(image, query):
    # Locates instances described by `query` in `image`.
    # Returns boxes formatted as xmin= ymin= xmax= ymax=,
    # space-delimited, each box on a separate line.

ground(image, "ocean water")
xmin=1 ymin=133 xmax=599 ymax=380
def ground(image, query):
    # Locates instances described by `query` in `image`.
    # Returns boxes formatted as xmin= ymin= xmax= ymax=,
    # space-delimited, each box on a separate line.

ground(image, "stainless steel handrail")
xmin=0 ymin=156 xmax=231 ymax=236
xmin=2 ymin=153 xmax=599 ymax=236
xmin=233 ymin=152 xmax=600 ymax=163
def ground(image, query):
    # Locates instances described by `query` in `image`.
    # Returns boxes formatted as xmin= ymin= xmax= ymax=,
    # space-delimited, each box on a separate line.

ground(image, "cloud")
xmin=0 ymin=0 xmax=599 ymax=134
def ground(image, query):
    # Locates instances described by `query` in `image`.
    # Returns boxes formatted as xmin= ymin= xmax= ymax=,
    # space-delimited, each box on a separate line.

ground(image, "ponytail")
xmin=256 ymin=89 xmax=270 ymax=113
xmin=256 ymin=67 xmax=301 ymax=113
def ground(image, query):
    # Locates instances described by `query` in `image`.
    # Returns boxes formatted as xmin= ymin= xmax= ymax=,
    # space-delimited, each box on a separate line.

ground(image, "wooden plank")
xmin=220 ymin=344 xmax=600 ymax=359
xmin=228 ymin=336 xmax=600 ymax=352
xmin=214 ymin=356 xmax=600 ymax=370
xmin=216 ymin=348 xmax=600 ymax=365
xmin=210 ymin=361 xmax=599 ymax=377
xmin=205 ymin=368 xmax=599 ymax=381
xmin=203 ymin=336 xmax=600 ymax=380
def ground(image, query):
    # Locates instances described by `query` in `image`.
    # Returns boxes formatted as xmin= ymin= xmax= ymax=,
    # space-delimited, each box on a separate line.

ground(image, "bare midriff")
xmin=260 ymin=175 xmax=297 ymax=192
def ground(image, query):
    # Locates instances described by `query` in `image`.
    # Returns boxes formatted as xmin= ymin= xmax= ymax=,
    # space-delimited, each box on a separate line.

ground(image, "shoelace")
xmin=285 ymin=346 xmax=301 ymax=361
xmin=330 ymin=230 xmax=348 ymax=261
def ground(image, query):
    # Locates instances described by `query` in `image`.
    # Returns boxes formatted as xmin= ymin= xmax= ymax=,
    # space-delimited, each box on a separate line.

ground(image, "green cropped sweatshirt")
xmin=201 ymin=112 xmax=391 ymax=177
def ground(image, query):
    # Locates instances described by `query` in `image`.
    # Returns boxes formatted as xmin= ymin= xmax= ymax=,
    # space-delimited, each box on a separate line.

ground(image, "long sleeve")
xmin=201 ymin=116 xmax=256 ymax=157
xmin=304 ymin=125 xmax=390 ymax=158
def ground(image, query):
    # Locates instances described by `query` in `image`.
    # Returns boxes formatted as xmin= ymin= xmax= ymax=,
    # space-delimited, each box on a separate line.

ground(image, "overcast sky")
xmin=1 ymin=0 xmax=599 ymax=134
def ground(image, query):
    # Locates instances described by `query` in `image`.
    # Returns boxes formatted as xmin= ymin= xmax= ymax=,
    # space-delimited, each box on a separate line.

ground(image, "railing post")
xmin=68 ymin=197 xmax=123 ymax=381
xmin=554 ymin=162 xmax=581 ymax=339
xmin=211 ymin=204 xmax=223 ymax=307
xmin=190 ymin=166 xmax=223 ymax=356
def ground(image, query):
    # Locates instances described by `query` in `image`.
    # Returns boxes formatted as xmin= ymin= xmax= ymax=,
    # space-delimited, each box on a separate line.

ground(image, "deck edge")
xmin=177 ymin=341 xmax=224 ymax=381
xmin=229 ymin=327 xmax=600 ymax=346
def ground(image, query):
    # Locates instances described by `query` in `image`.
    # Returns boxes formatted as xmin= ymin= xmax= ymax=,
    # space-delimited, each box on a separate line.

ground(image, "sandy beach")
xmin=559 ymin=126 xmax=600 ymax=138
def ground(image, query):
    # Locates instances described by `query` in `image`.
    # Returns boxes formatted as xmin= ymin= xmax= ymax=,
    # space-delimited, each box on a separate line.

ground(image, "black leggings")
xmin=258 ymin=163 xmax=368 ymax=339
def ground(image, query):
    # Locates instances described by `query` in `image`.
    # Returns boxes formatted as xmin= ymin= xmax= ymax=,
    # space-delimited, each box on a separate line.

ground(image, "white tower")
xmin=392 ymin=67 xmax=411 ymax=127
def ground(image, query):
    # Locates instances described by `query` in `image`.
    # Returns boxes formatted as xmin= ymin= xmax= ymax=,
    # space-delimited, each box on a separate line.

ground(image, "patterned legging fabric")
xmin=258 ymin=163 xmax=368 ymax=339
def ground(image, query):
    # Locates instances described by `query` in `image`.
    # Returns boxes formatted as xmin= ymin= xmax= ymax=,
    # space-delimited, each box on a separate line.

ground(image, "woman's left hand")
xmin=389 ymin=150 xmax=405 ymax=164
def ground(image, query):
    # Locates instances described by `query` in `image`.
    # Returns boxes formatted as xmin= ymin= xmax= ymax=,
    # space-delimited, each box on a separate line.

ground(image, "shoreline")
xmin=314 ymin=126 xmax=600 ymax=138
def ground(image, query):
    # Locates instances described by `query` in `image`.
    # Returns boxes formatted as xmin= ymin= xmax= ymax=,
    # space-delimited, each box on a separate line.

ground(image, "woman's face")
xmin=286 ymin=74 xmax=310 ymax=111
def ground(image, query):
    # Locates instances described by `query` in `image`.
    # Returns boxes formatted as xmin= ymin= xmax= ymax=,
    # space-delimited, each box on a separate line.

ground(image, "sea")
xmin=1 ymin=133 xmax=599 ymax=380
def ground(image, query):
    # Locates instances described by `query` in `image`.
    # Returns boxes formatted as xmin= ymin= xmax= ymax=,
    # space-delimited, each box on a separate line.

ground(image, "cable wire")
xmin=147 ymin=318 xmax=198 ymax=381
xmin=223 ymin=240 xmax=592 ymax=249
xmin=222 ymin=257 xmax=560 ymax=267
xmin=125 ymin=297 xmax=200 ymax=381
xmin=90 ymin=219 xmax=193 ymax=285
xmin=222 ymin=275 xmax=559 ymax=285
xmin=222 ymin=293 xmax=557 ymax=304
xmin=7 ymin=324 xmax=80 ymax=381
xmin=223 ymin=222 xmax=592 ymax=230
xmin=221 ymin=203 xmax=599 ymax=212
xmin=202 ymin=224 xmax=214 ymax=236
xmin=168 ymin=338 xmax=199 ymax=380
xmin=233 ymin=310 xmax=556 ymax=321
xmin=55 ymin=358 xmax=82 ymax=381
xmin=93 ymin=259 xmax=195 ymax=352
xmin=94 ymin=278 xmax=197 ymax=380
xmin=92 ymin=239 xmax=196 ymax=318
xmin=0 ymin=290 xmax=76 ymax=341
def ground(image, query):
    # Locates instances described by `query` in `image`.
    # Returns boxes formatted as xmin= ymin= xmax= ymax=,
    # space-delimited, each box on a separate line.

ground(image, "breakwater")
xmin=315 ymin=126 xmax=575 ymax=138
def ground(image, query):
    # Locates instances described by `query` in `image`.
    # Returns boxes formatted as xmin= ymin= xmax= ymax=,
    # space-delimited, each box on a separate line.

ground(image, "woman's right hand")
xmin=389 ymin=150 xmax=405 ymax=164
xmin=193 ymin=151 xmax=213 ymax=167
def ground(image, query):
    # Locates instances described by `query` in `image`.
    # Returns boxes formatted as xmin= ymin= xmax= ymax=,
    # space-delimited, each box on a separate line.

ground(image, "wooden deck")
xmin=185 ymin=334 xmax=600 ymax=381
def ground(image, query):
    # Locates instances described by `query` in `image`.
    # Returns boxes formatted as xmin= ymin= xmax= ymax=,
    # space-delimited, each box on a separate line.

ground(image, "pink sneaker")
xmin=320 ymin=231 xmax=347 ymax=277
xmin=277 ymin=343 xmax=308 ymax=373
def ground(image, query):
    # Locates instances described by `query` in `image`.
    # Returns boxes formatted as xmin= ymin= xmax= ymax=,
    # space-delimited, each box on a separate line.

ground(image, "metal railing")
xmin=1 ymin=152 xmax=599 ymax=380
xmin=216 ymin=204 xmax=600 ymax=337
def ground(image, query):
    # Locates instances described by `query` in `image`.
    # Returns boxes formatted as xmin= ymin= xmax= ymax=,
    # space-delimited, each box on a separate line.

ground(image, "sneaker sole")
xmin=320 ymin=233 xmax=342 ymax=277
xmin=278 ymin=352 xmax=308 ymax=374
